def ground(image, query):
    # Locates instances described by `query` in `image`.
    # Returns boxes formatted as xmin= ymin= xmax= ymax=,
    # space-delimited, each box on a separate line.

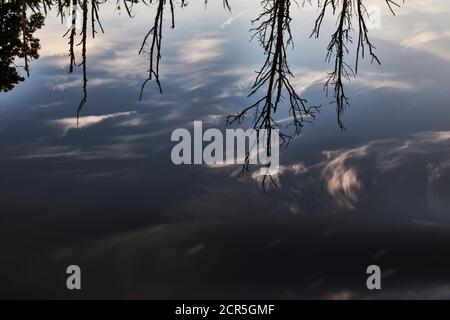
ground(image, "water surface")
xmin=1 ymin=0 xmax=450 ymax=299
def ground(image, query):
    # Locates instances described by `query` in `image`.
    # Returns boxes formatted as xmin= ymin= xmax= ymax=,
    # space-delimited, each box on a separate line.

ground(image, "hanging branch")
xmin=115 ymin=0 xmax=140 ymax=18
xmin=76 ymin=0 xmax=88 ymax=123
xmin=64 ymin=0 xmax=77 ymax=73
xmin=56 ymin=0 xmax=66 ymax=23
xmin=91 ymin=0 xmax=105 ymax=38
xmin=324 ymin=0 xmax=352 ymax=130
xmin=226 ymin=0 xmax=319 ymax=187
xmin=204 ymin=0 xmax=231 ymax=11
xmin=223 ymin=0 xmax=231 ymax=11
xmin=311 ymin=0 xmax=401 ymax=129
xmin=227 ymin=0 xmax=319 ymax=150
xmin=386 ymin=0 xmax=401 ymax=15
xmin=355 ymin=0 xmax=380 ymax=73
xmin=138 ymin=0 xmax=230 ymax=101
xmin=58 ymin=0 xmax=106 ymax=120
xmin=139 ymin=0 xmax=172 ymax=100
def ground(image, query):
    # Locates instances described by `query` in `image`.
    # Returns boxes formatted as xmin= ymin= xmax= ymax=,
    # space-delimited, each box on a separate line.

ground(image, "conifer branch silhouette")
xmin=64 ymin=0 xmax=77 ymax=73
xmin=1 ymin=0 xmax=43 ymax=92
xmin=21 ymin=0 xmax=30 ymax=77
xmin=91 ymin=0 xmax=105 ymax=38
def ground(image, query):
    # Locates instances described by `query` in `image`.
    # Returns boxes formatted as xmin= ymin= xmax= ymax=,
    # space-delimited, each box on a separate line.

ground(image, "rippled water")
xmin=1 ymin=0 xmax=450 ymax=298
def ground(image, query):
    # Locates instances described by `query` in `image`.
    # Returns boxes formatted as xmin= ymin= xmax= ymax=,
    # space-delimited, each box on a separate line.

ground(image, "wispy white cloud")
xmin=33 ymin=101 xmax=65 ymax=110
xmin=321 ymin=146 xmax=368 ymax=210
xmin=354 ymin=72 xmax=417 ymax=92
xmin=220 ymin=9 xmax=249 ymax=28
xmin=49 ymin=77 xmax=121 ymax=92
xmin=51 ymin=111 xmax=136 ymax=135
xmin=15 ymin=143 xmax=143 ymax=161
xmin=401 ymin=30 xmax=446 ymax=49
xmin=116 ymin=116 xmax=146 ymax=127
xmin=224 ymin=130 xmax=450 ymax=213
xmin=178 ymin=35 xmax=229 ymax=64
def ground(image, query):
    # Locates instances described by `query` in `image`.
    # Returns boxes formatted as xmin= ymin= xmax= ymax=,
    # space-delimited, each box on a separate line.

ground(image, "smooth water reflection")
xmin=1 ymin=0 xmax=450 ymax=298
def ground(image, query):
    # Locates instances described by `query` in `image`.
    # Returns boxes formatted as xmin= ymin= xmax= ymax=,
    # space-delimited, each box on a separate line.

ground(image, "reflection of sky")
xmin=1 ymin=0 xmax=450 ymax=298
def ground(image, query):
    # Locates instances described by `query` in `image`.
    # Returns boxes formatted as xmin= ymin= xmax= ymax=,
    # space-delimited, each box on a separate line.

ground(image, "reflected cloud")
xmin=13 ymin=143 xmax=143 ymax=161
xmin=292 ymin=68 xmax=327 ymax=94
xmin=220 ymin=9 xmax=249 ymax=28
xmin=117 ymin=116 xmax=146 ymax=127
xmin=178 ymin=35 xmax=229 ymax=64
xmin=402 ymin=30 xmax=447 ymax=49
xmin=427 ymin=160 xmax=450 ymax=212
xmin=33 ymin=101 xmax=64 ymax=110
xmin=371 ymin=1 xmax=450 ymax=65
xmin=250 ymin=163 xmax=308 ymax=187
xmin=225 ymin=130 xmax=450 ymax=215
xmin=355 ymin=72 xmax=417 ymax=92
xmin=49 ymin=76 xmax=122 ymax=92
xmin=215 ymin=67 xmax=417 ymax=101
xmin=51 ymin=111 xmax=136 ymax=135
xmin=400 ymin=26 xmax=450 ymax=62
xmin=321 ymin=146 xmax=367 ymax=210
xmin=398 ymin=0 xmax=450 ymax=15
